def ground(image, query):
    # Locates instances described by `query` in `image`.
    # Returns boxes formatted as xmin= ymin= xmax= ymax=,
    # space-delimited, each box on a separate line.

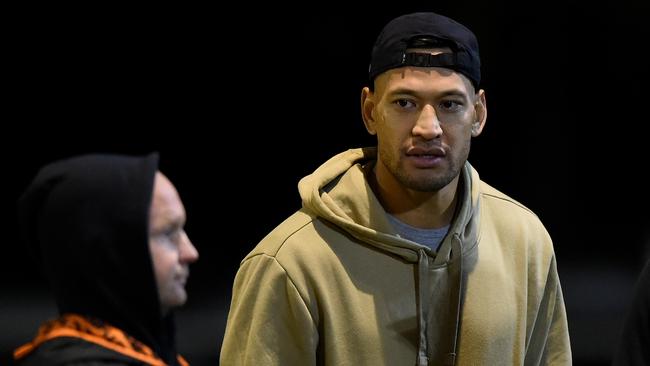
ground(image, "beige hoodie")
xmin=221 ymin=148 xmax=572 ymax=365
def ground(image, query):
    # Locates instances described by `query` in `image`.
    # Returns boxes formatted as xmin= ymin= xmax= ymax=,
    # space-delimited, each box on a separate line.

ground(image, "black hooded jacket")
xmin=14 ymin=153 xmax=182 ymax=365
xmin=613 ymin=259 xmax=650 ymax=366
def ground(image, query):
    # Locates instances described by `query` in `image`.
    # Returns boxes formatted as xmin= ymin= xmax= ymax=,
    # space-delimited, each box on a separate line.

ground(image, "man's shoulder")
xmin=243 ymin=208 xmax=320 ymax=261
xmin=477 ymin=180 xmax=553 ymax=244
xmin=15 ymin=336 xmax=143 ymax=366
xmin=477 ymin=180 xmax=556 ymax=261
xmin=479 ymin=181 xmax=540 ymax=221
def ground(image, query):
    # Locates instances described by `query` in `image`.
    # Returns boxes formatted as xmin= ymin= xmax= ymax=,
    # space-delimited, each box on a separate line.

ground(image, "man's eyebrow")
xmin=388 ymin=87 xmax=470 ymax=99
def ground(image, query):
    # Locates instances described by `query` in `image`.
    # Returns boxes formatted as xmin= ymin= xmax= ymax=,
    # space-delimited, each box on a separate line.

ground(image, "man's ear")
xmin=471 ymin=89 xmax=487 ymax=137
xmin=361 ymin=87 xmax=377 ymax=135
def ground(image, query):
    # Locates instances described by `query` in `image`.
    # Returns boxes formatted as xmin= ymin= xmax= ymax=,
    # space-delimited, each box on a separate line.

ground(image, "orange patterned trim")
xmin=14 ymin=314 xmax=188 ymax=366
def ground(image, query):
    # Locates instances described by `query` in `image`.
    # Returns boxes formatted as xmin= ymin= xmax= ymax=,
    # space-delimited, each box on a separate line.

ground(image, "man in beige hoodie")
xmin=221 ymin=12 xmax=572 ymax=366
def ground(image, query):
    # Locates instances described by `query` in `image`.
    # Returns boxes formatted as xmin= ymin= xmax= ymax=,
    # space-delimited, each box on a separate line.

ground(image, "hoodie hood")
xmin=17 ymin=153 xmax=179 ymax=365
xmin=298 ymin=147 xmax=481 ymax=365
xmin=298 ymin=147 xmax=480 ymax=262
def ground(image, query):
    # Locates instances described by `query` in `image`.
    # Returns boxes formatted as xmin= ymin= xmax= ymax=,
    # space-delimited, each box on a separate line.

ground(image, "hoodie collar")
xmin=299 ymin=147 xmax=480 ymax=264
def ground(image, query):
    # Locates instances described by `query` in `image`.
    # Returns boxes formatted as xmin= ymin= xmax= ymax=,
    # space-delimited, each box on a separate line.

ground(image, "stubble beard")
xmin=382 ymin=144 xmax=470 ymax=192
xmin=394 ymin=160 xmax=461 ymax=192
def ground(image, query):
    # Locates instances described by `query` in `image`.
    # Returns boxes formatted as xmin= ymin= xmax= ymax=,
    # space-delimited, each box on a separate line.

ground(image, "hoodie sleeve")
xmin=220 ymin=253 xmax=318 ymax=366
xmin=525 ymin=256 xmax=572 ymax=365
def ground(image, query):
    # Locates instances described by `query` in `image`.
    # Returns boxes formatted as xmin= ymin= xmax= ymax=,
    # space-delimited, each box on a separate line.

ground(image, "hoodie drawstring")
xmin=445 ymin=234 xmax=463 ymax=366
xmin=416 ymin=248 xmax=430 ymax=366
xmin=416 ymin=234 xmax=464 ymax=366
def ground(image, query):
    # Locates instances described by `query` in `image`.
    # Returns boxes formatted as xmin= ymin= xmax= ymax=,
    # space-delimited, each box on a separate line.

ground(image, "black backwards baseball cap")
xmin=368 ymin=12 xmax=481 ymax=90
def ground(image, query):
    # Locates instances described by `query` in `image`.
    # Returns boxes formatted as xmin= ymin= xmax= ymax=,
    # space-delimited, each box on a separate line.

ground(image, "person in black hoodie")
xmin=613 ymin=258 xmax=650 ymax=366
xmin=11 ymin=153 xmax=199 ymax=366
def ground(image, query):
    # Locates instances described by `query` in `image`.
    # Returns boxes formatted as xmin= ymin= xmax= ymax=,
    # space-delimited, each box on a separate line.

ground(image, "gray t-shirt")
xmin=387 ymin=214 xmax=449 ymax=251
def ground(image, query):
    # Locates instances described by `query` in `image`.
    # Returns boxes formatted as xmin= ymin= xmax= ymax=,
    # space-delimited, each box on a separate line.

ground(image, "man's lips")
xmin=406 ymin=146 xmax=446 ymax=157
xmin=405 ymin=146 xmax=446 ymax=168
xmin=176 ymin=270 xmax=189 ymax=285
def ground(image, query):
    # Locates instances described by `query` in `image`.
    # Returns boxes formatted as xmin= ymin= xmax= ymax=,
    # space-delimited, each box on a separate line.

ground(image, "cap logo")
xmin=403 ymin=52 xmax=458 ymax=68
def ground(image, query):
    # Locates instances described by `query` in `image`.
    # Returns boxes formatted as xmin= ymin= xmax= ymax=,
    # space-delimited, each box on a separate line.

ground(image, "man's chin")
xmin=162 ymin=291 xmax=188 ymax=311
xmin=174 ymin=289 xmax=188 ymax=306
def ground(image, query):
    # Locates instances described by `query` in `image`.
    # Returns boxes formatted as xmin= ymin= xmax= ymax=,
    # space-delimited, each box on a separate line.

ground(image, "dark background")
xmin=2 ymin=3 xmax=650 ymax=365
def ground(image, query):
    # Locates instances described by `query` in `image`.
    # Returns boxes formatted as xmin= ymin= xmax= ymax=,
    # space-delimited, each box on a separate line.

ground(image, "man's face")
xmin=149 ymin=172 xmax=199 ymax=315
xmin=362 ymin=51 xmax=486 ymax=193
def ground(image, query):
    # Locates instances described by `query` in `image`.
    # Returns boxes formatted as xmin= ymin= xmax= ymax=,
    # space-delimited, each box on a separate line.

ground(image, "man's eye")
xmin=166 ymin=229 xmax=181 ymax=240
xmin=440 ymin=100 xmax=463 ymax=111
xmin=396 ymin=99 xmax=415 ymax=108
xmin=155 ymin=228 xmax=182 ymax=243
